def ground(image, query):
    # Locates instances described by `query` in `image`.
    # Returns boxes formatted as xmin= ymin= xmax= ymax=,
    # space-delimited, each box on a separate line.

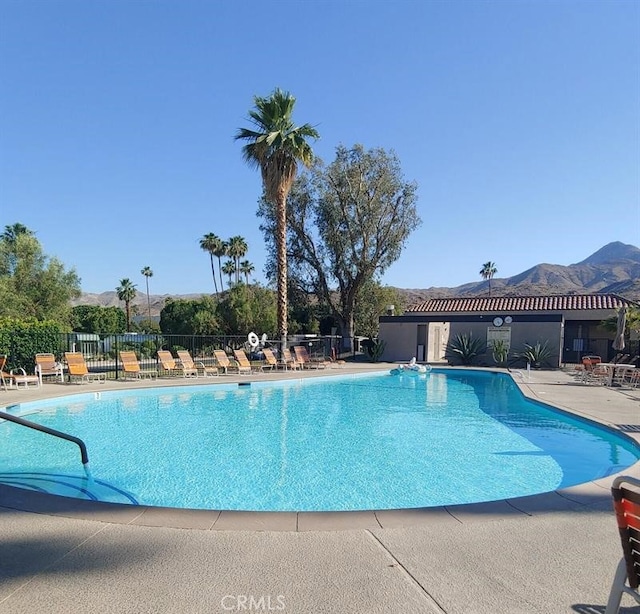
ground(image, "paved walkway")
xmin=1 ymin=365 xmax=640 ymax=613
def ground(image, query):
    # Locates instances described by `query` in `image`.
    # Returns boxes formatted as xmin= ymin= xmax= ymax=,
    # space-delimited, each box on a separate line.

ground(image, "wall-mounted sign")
xmin=487 ymin=326 xmax=511 ymax=350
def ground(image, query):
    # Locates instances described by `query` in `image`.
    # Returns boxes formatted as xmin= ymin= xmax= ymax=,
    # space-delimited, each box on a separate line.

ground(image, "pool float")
xmin=390 ymin=358 xmax=432 ymax=375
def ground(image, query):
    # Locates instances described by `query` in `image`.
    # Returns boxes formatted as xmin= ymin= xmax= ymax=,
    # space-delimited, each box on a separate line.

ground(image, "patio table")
xmin=599 ymin=363 xmax=636 ymax=386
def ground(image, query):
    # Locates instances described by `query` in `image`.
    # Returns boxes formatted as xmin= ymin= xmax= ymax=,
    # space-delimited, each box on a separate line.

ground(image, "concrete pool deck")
xmin=1 ymin=364 xmax=640 ymax=612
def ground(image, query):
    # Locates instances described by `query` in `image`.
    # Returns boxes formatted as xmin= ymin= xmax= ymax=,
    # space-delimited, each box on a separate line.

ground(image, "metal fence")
xmin=2 ymin=332 xmax=363 ymax=379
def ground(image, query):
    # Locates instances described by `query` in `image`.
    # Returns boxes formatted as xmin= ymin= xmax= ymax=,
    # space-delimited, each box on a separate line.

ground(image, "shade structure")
xmin=613 ymin=306 xmax=627 ymax=352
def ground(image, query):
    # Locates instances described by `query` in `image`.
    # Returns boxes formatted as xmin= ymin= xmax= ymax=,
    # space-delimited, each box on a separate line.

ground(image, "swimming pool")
xmin=1 ymin=370 xmax=638 ymax=512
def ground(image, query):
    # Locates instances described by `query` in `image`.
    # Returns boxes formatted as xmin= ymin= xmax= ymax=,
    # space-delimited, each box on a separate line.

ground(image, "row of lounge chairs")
xmin=1 ymin=346 xmax=337 ymax=389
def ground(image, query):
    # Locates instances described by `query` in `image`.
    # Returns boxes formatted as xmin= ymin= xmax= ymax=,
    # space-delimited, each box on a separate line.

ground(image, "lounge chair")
xmin=213 ymin=350 xmax=233 ymax=375
xmin=232 ymin=349 xmax=257 ymax=375
xmin=293 ymin=345 xmax=327 ymax=369
xmin=64 ymin=352 xmax=106 ymax=384
xmin=176 ymin=350 xmax=218 ymax=377
xmin=282 ymin=347 xmax=302 ymax=370
xmin=157 ymin=350 xmax=197 ymax=378
xmin=34 ymin=353 xmax=64 ymax=384
xmin=1 ymin=355 xmax=40 ymax=390
xmin=605 ymin=475 xmax=640 ymax=613
xmin=119 ymin=351 xmax=157 ymax=380
xmin=261 ymin=347 xmax=281 ymax=371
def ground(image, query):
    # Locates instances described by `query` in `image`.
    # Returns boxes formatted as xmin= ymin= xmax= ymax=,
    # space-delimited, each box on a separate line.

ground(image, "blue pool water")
xmin=1 ymin=370 xmax=638 ymax=512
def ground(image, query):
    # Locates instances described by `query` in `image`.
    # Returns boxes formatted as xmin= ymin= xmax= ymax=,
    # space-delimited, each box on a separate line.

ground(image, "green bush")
xmin=445 ymin=333 xmax=486 ymax=366
xmin=0 ymin=317 xmax=64 ymax=369
xmin=517 ymin=341 xmax=553 ymax=368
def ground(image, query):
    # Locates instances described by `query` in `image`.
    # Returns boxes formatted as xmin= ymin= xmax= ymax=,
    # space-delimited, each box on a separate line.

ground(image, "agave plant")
xmin=490 ymin=339 xmax=509 ymax=367
xmin=362 ymin=337 xmax=386 ymax=362
xmin=446 ymin=333 xmax=486 ymax=366
xmin=518 ymin=341 xmax=553 ymax=368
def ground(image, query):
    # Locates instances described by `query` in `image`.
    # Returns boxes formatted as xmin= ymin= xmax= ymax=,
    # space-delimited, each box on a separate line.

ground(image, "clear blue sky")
xmin=1 ymin=0 xmax=638 ymax=295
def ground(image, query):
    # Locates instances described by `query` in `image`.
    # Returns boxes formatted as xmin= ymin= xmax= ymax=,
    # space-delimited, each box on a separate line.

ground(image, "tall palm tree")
xmin=213 ymin=240 xmax=228 ymax=293
xmin=235 ymin=88 xmax=319 ymax=350
xmin=239 ymin=259 xmax=255 ymax=285
xmin=479 ymin=261 xmax=498 ymax=297
xmin=141 ymin=266 xmax=153 ymax=321
xmin=227 ymin=235 xmax=248 ymax=284
xmin=116 ymin=278 xmax=137 ymax=331
xmin=222 ymin=260 xmax=236 ymax=286
xmin=199 ymin=233 xmax=221 ymax=294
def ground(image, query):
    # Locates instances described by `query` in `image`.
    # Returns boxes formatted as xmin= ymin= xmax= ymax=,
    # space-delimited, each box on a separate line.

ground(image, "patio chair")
xmin=0 ymin=355 xmax=40 ymax=390
xmin=605 ymin=475 xmax=640 ymax=613
xmin=176 ymin=350 xmax=218 ymax=377
xmin=261 ymin=347 xmax=282 ymax=371
xmin=64 ymin=352 xmax=106 ymax=384
xmin=34 ymin=353 xmax=64 ymax=384
xmin=157 ymin=350 xmax=197 ymax=378
xmin=232 ymin=349 xmax=257 ymax=375
xmin=293 ymin=345 xmax=327 ymax=369
xmin=581 ymin=356 xmax=609 ymax=385
xmin=212 ymin=350 xmax=233 ymax=375
xmin=282 ymin=347 xmax=302 ymax=370
xmin=119 ymin=350 xmax=157 ymax=380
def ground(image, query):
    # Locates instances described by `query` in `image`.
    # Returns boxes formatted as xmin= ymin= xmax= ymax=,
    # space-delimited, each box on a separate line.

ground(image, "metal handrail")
xmin=0 ymin=409 xmax=89 ymax=466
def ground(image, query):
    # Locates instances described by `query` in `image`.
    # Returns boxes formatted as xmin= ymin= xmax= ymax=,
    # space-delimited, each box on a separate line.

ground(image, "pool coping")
xmin=1 ymin=365 xmax=638 ymax=531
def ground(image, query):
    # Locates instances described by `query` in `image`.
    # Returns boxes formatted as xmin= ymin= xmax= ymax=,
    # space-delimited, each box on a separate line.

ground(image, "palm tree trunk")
xmin=210 ymin=254 xmax=218 ymax=294
xmin=276 ymin=191 xmax=288 ymax=352
xmin=217 ymin=256 xmax=224 ymax=293
xmin=146 ymin=278 xmax=151 ymax=320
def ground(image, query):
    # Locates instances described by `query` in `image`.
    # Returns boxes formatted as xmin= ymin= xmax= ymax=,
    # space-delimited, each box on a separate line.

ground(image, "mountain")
xmin=394 ymin=241 xmax=640 ymax=305
xmin=72 ymin=242 xmax=640 ymax=314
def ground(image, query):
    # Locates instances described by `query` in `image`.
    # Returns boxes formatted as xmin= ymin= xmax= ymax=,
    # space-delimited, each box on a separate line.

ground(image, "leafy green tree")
xmin=235 ymin=87 xmax=319 ymax=351
xmin=227 ymin=236 xmax=248 ymax=284
xmin=141 ymin=266 xmax=153 ymax=320
xmin=217 ymin=284 xmax=277 ymax=336
xmin=479 ymin=261 xmax=498 ymax=297
xmin=116 ymin=278 xmax=137 ymax=332
xmin=258 ymin=144 xmax=420 ymax=349
xmin=0 ymin=224 xmax=80 ymax=326
xmin=71 ymin=305 xmax=126 ymax=334
xmin=159 ymin=296 xmax=219 ymax=335
xmin=199 ymin=233 xmax=223 ymax=294
xmin=354 ymin=281 xmax=405 ymax=338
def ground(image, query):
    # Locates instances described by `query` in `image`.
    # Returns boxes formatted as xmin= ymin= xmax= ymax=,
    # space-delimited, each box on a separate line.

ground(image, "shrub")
xmin=446 ymin=333 xmax=486 ymax=366
xmin=517 ymin=341 xmax=553 ymax=368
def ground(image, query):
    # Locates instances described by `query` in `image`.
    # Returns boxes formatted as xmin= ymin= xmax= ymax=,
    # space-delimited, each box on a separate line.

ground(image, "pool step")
xmin=0 ymin=472 xmax=138 ymax=505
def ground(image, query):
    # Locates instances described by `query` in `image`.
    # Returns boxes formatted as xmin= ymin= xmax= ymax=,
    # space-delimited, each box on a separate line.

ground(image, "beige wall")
xmin=380 ymin=318 xmax=563 ymax=367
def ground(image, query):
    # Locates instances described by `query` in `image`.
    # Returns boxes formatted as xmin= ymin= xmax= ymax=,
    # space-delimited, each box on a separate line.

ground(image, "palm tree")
xmin=213 ymin=240 xmax=228 ymax=293
xmin=227 ymin=235 xmax=248 ymax=284
xmin=222 ymin=260 xmax=236 ymax=286
xmin=479 ymin=261 xmax=498 ymax=297
xmin=239 ymin=259 xmax=255 ymax=284
xmin=235 ymin=88 xmax=319 ymax=350
xmin=199 ymin=233 xmax=221 ymax=294
xmin=141 ymin=266 xmax=153 ymax=321
xmin=116 ymin=278 xmax=137 ymax=331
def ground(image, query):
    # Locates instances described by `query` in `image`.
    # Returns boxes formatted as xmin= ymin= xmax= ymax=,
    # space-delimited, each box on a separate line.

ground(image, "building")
xmin=378 ymin=294 xmax=638 ymax=367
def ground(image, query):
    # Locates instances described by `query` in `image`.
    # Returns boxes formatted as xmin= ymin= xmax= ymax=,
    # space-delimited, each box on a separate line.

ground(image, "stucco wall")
xmin=380 ymin=318 xmax=563 ymax=367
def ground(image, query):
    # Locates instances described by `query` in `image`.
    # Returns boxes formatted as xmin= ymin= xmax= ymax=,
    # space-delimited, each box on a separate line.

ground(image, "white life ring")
xmin=248 ymin=332 xmax=260 ymax=348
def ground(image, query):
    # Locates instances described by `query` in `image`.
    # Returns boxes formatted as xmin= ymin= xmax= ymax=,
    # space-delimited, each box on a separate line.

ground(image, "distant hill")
xmin=393 ymin=241 xmax=640 ymax=306
xmin=72 ymin=241 xmax=640 ymax=314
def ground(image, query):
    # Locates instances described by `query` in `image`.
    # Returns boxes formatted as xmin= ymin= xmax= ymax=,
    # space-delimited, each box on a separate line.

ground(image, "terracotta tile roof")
xmin=406 ymin=294 xmax=636 ymax=313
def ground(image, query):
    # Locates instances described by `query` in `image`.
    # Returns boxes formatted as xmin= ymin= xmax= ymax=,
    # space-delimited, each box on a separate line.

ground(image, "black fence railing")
xmin=2 ymin=332 xmax=365 ymax=379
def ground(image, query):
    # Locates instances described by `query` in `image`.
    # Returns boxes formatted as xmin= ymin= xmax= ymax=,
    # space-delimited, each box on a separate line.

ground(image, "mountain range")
xmin=73 ymin=241 xmax=640 ymax=316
